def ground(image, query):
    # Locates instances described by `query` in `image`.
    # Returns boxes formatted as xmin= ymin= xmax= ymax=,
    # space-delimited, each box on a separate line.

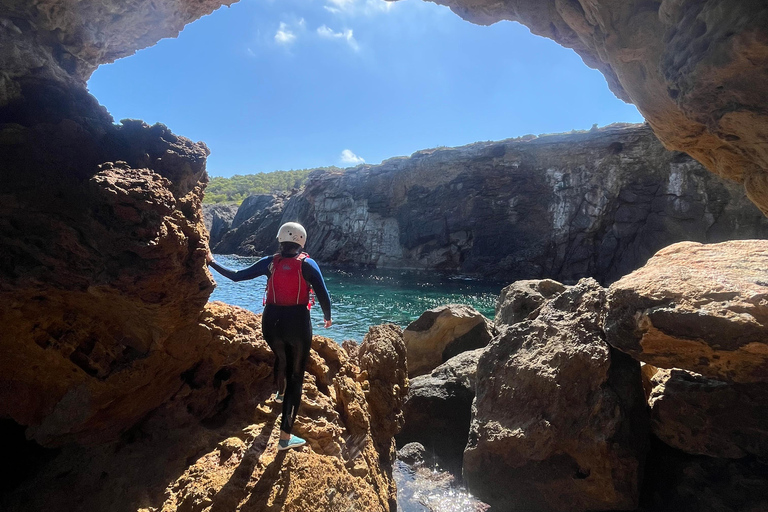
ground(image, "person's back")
xmin=206 ymin=222 xmax=332 ymax=451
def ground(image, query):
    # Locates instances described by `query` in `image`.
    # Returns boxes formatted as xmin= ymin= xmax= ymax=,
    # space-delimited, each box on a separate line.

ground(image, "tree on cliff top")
xmin=204 ymin=168 xmax=339 ymax=204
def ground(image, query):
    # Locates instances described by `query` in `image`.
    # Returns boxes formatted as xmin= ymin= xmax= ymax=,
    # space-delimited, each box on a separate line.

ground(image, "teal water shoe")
xmin=274 ymin=390 xmax=283 ymax=404
xmin=278 ymin=435 xmax=306 ymax=451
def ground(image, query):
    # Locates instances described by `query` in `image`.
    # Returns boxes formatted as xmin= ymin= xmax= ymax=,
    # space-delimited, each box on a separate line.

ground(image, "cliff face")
xmin=431 ymin=0 xmax=768 ymax=216
xmin=219 ymin=124 xmax=768 ymax=283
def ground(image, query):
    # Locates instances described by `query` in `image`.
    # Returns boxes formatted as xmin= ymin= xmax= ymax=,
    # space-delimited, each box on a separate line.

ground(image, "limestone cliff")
xmin=427 ymin=0 xmax=768 ymax=216
xmin=216 ymin=124 xmax=768 ymax=283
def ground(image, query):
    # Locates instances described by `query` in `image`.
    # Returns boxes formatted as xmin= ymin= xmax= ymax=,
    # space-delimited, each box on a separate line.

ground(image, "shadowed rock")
xmin=397 ymin=347 xmax=484 ymax=474
xmin=649 ymin=368 xmax=768 ymax=459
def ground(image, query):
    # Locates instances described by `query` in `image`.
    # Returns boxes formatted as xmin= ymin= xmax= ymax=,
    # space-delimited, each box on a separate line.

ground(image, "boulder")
xmin=404 ymin=304 xmax=495 ymax=377
xmin=605 ymin=240 xmax=768 ymax=383
xmin=397 ymin=347 xmax=484 ymax=472
xmin=495 ymin=279 xmax=567 ymax=326
xmin=649 ymin=368 xmax=768 ymax=459
xmin=464 ymin=279 xmax=649 ymax=512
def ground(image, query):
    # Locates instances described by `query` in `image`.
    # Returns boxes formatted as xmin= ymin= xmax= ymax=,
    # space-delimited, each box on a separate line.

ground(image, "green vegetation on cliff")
xmin=204 ymin=168 xmax=339 ymax=204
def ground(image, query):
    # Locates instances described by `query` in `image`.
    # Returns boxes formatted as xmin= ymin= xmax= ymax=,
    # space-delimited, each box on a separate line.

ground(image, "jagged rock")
xmin=203 ymin=203 xmax=238 ymax=247
xmin=495 ymin=279 xmax=567 ymax=326
xmin=403 ymin=304 xmax=495 ymax=377
xmin=215 ymin=125 xmax=768 ymax=281
xmin=464 ymin=279 xmax=649 ymax=512
xmin=213 ymin=193 xmax=289 ymax=256
xmin=649 ymin=368 xmax=768 ymax=459
xmin=431 ymin=0 xmax=768 ymax=216
xmin=1 ymin=308 xmax=406 ymax=512
xmin=0 ymin=117 xmax=215 ymax=445
xmin=358 ymin=324 xmax=409 ymax=467
xmin=604 ymin=240 xmax=768 ymax=384
xmin=641 ymin=436 xmax=768 ymax=512
xmin=397 ymin=347 xmax=484 ymax=472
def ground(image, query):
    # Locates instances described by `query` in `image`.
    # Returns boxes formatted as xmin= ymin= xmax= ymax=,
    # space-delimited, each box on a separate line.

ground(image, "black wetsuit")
xmin=208 ymin=253 xmax=331 ymax=434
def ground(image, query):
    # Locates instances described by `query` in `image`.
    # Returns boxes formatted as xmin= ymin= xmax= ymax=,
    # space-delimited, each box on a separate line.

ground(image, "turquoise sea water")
xmin=208 ymin=255 xmax=503 ymax=343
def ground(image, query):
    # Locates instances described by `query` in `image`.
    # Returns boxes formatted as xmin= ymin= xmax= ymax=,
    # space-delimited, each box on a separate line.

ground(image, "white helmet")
xmin=276 ymin=222 xmax=307 ymax=248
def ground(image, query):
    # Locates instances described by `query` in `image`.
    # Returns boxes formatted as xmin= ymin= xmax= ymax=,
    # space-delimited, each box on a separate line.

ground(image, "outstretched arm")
xmin=302 ymin=258 xmax=332 ymax=326
xmin=207 ymin=253 xmax=272 ymax=282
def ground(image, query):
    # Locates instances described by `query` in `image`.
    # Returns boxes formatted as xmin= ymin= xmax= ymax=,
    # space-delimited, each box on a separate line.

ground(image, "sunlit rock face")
xmin=1 ymin=307 xmax=407 ymax=512
xmin=604 ymin=240 xmax=768 ymax=384
xmin=430 ymin=0 xmax=768 ymax=215
xmin=223 ymin=124 xmax=768 ymax=282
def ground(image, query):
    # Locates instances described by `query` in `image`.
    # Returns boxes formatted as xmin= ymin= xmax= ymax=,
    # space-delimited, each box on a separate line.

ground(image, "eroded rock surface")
xmin=649 ymin=368 xmax=768 ymax=459
xmin=1 ymin=307 xmax=407 ymax=512
xmin=464 ymin=279 xmax=649 ymax=512
xmin=403 ymin=305 xmax=494 ymax=377
xmin=605 ymin=240 xmax=768 ymax=383
xmin=495 ymin=279 xmax=567 ymax=326
xmin=430 ymin=0 xmax=768 ymax=215
xmin=0 ymin=116 xmax=215 ymax=445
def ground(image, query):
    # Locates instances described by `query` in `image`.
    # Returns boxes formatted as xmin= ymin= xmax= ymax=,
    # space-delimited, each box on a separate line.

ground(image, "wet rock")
xmin=495 ymin=279 xmax=567 ymax=326
xmin=397 ymin=348 xmax=484 ymax=473
xmin=649 ymin=368 xmax=768 ymax=459
xmin=605 ymin=240 xmax=768 ymax=383
xmin=404 ymin=305 xmax=495 ymax=377
xmin=464 ymin=279 xmax=649 ymax=512
xmin=397 ymin=442 xmax=427 ymax=466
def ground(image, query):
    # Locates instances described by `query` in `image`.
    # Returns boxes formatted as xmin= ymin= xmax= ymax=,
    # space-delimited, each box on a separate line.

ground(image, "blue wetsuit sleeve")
xmin=302 ymin=258 xmax=332 ymax=321
xmin=208 ymin=256 xmax=272 ymax=282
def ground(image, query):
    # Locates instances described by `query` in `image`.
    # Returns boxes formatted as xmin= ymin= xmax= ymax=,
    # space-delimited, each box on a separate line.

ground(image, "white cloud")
xmin=274 ymin=19 xmax=305 ymax=46
xmin=324 ymin=0 xmax=396 ymax=16
xmin=340 ymin=149 xmax=365 ymax=165
xmin=317 ymin=25 xmax=359 ymax=51
xmin=275 ymin=22 xmax=296 ymax=45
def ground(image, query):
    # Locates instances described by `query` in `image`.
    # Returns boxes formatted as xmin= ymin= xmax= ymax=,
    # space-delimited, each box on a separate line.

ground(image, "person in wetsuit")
xmin=206 ymin=222 xmax=332 ymax=451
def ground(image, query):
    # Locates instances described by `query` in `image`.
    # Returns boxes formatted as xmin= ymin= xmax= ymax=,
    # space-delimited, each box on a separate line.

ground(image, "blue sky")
xmin=87 ymin=0 xmax=644 ymax=178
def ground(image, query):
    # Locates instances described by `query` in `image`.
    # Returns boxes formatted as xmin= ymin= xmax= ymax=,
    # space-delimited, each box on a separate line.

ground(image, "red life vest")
xmin=265 ymin=252 xmax=312 ymax=306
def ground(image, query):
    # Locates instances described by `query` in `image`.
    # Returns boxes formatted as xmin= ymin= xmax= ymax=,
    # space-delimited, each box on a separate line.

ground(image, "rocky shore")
xmin=398 ymin=240 xmax=768 ymax=511
xmin=207 ymin=124 xmax=768 ymax=283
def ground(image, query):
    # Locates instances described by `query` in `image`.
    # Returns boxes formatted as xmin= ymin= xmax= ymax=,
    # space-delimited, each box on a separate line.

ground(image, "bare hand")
xmin=324 ymin=319 xmax=333 ymax=329
xmin=206 ymin=250 xmax=214 ymax=263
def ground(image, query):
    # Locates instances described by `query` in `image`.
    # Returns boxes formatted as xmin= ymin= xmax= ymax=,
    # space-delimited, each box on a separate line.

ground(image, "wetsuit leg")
xmin=278 ymin=305 xmax=313 ymax=434
xmin=262 ymin=305 xmax=287 ymax=393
